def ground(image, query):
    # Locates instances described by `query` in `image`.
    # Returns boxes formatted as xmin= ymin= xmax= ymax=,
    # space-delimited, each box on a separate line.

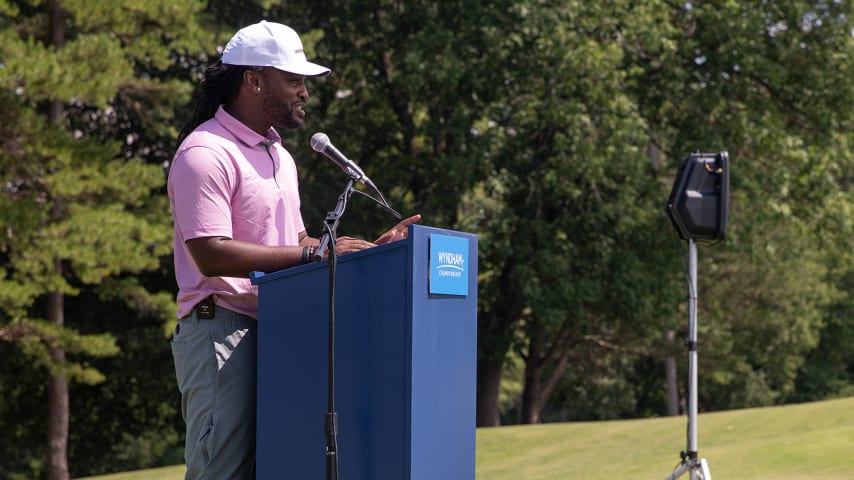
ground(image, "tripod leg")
xmin=665 ymin=461 xmax=690 ymax=480
xmin=669 ymin=459 xmax=711 ymax=480
xmin=699 ymin=459 xmax=711 ymax=480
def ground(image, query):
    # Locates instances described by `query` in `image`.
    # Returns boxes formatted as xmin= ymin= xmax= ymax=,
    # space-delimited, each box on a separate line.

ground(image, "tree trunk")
xmin=519 ymin=359 xmax=543 ymax=424
xmin=664 ymin=329 xmax=680 ymax=416
xmin=519 ymin=337 xmax=543 ymax=424
xmin=476 ymin=354 xmax=504 ymax=427
xmin=476 ymin=313 xmax=515 ymax=427
xmin=537 ymin=342 xmax=573 ymax=417
xmin=518 ymin=333 xmax=573 ymax=424
xmin=46 ymin=2 xmax=69 ymax=479
xmin=46 ymin=288 xmax=69 ymax=480
xmin=475 ymin=279 xmax=519 ymax=427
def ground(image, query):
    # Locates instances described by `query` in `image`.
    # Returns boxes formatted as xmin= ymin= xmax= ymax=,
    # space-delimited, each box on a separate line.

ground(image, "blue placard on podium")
xmin=250 ymin=225 xmax=477 ymax=479
xmin=429 ymin=233 xmax=469 ymax=295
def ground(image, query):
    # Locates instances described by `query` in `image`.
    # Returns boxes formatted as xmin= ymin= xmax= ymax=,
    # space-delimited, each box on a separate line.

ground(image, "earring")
xmin=256 ymin=87 xmax=261 ymax=92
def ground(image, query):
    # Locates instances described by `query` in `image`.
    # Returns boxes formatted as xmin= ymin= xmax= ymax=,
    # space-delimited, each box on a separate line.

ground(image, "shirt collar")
xmin=214 ymin=105 xmax=282 ymax=148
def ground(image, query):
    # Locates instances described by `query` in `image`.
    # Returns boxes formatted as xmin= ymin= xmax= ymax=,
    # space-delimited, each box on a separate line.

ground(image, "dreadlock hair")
xmin=176 ymin=61 xmax=254 ymax=146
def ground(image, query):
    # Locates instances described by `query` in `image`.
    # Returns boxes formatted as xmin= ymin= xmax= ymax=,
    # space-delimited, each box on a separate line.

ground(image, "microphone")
xmin=310 ymin=133 xmax=373 ymax=187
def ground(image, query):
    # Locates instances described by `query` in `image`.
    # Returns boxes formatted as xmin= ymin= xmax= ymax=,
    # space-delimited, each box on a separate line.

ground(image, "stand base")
xmin=665 ymin=458 xmax=711 ymax=480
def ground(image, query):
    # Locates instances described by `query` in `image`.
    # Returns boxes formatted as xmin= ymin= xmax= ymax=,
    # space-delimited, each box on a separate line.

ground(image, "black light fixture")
xmin=665 ymin=151 xmax=729 ymax=242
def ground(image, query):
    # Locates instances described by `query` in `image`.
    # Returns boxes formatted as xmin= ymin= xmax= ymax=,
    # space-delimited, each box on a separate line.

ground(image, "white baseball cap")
xmin=221 ymin=20 xmax=331 ymax=77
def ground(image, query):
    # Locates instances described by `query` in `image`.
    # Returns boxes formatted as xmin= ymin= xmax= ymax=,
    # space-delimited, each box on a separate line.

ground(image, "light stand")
xmin=312 ymin=177 xmax=401 ymax=480
xmin=665 ymin=239 xmax=711 ymax=480
xmin=663 ymin=152 xmax=728 ymax=480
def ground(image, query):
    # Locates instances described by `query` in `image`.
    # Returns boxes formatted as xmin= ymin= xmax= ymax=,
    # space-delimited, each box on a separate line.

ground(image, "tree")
xmin=265 ymin=0 xmax=854 ymax=425
xmin=455 ymin=0 xmax=686 ymax=424
xmin=3 ymin=6 xmax=849 ymax=474
xmin=270 ymin=0 xmax=528 ymax=425
xmin=464 ymin=0 xmax=854 ymax=423
xmin=0 ymin=1 xmax=213 ymax=477
xmin=624 ymin=0 xmax=854 ymax=413
xmin=714 ymin=1 xmax=846 ymax=408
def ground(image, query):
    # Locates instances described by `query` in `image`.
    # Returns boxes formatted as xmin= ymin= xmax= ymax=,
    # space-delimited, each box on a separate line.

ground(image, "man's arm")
xmin=186 ymin=236 xmax=306 ymax=277
xmin=186 ymin=231 xmax=379 ymax=278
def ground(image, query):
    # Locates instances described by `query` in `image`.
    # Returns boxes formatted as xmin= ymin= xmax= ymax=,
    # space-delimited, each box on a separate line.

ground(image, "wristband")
xmin=302 ymin=245 xmax=318 ymax=264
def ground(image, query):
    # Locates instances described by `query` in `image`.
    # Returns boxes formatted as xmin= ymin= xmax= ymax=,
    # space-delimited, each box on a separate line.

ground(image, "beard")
xmin=262 ymin=94 xmax=303 ymax=130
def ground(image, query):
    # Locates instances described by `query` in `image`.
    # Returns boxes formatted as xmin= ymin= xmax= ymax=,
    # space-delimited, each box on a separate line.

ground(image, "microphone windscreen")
xmin=310 ymin=132 xmax=329 ymax=152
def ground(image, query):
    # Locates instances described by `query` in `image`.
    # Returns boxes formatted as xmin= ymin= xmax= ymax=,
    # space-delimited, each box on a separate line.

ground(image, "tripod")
xmin=665 ymin=239 xmax=712 ymax=480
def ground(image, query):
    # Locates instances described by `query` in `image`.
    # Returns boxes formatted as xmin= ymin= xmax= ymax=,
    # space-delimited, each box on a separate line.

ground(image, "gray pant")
xmin=171 ymin=305 xmax=257 ymax=480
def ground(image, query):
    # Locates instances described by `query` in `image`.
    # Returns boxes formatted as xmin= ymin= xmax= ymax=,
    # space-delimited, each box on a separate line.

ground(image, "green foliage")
xmin=2 ymin=0 xmax=853 ymax=475
xmin=0 ymin=0 xmax=213 ymax=476
xmin=265 ymin=0 xmax=854 ymax=424
xmin=0 ymin=340 xmax=48 ymax=480
xmin=463 ymin=0 xmax=684 ymax=422
xmin=699 ymin=227 xmax=837 ymax=408
xmin=14 ymin=317 xmax=119 ymax=384
xmin=2 ymin=33 xmax=132 ymax=106
xmin=65 ymin=291 xmax=185 ymax=477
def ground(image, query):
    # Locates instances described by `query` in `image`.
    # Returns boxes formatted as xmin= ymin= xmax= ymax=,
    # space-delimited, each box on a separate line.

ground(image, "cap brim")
xmin=272 ymin=61 xmax=331 ymax=77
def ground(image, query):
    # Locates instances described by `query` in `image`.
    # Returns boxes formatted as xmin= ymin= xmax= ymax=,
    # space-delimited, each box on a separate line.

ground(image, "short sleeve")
xmin=168 ymin=146 xmax=237 ymax=242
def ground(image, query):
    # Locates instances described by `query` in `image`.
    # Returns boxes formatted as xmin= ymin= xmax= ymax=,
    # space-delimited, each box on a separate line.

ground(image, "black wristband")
xmin=302 ymin=245 xmax=318 ymax=264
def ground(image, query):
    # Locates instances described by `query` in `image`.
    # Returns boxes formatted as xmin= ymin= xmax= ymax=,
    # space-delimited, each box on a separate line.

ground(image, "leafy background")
xmin=1 ymin=0 xmax=852 ymax=478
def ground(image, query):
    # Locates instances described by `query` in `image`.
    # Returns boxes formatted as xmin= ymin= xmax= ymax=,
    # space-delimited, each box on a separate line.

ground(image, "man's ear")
xmin=244 ymin=69 xmax=264 ymax=93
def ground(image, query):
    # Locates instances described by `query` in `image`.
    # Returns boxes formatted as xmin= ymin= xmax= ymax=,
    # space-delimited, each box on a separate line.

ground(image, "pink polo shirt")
xmin=168 ymin=106 xmax=305 ymax=319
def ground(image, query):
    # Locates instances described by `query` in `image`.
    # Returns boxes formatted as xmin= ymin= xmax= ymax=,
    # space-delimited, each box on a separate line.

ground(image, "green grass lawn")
xmin=79 ymin=396 xmax=854 ymax=479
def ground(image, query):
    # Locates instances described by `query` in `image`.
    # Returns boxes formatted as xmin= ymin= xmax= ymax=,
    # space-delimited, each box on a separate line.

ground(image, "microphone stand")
xmin=314 ymin=178 xmax=353 ymax=480
xmin=312 ymin=178 xmax=400 ymax=480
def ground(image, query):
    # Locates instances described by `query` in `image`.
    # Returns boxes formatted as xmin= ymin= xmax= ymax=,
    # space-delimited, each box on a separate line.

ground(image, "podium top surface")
xmin=250 ymin=224 xmax=475 ymax=286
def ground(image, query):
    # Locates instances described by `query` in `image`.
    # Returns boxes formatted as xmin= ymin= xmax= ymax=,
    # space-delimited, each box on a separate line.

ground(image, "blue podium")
xmin=250 ymin=225 xmax=477 ymax=479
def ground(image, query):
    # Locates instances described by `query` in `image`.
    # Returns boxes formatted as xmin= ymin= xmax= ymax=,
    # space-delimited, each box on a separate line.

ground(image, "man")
xmin=168 ymin=21 xmax=419 ymax=479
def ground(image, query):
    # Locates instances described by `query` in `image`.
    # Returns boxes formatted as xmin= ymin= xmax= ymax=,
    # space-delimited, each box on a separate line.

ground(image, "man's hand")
xmin=334 ymin=236 xmax=377 ymax=256
xmin=374 ymin=214 xmax=422 ymax=245
xmin=320 ymin=214 xmax=421 ymax=259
